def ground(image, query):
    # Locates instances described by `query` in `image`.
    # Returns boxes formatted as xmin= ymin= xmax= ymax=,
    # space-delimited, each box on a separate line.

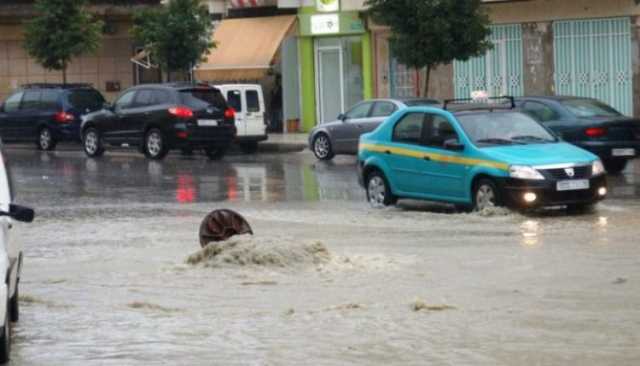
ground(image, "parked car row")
xmin=0 ymin=83 xmax=269 ymax=160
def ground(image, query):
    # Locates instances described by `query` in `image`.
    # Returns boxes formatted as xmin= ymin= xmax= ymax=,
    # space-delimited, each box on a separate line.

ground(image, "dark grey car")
xmin=309 ymin=98 xmax=440 ymax=160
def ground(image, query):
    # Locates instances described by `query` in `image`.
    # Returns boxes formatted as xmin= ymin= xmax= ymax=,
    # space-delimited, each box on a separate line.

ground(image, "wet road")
xmin=5 ymin=147 xmax=640 ymax=365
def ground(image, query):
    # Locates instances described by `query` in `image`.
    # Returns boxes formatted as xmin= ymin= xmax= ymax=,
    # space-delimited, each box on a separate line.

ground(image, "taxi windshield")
xmin=457 ymin=112 xmax=557 ymax=146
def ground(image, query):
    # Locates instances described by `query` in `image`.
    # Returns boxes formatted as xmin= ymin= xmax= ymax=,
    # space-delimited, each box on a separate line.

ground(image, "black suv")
xmin=80 ymin=83 xmax=237 ymax=160
xmin=0 ymin=84 xmax=106 ymax=150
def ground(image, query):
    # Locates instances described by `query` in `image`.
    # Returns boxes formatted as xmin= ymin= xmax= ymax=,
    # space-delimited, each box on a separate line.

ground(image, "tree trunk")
xmin=62 ymin=63 xmax=67 ymax=85
xmin=423 ymin=65 xmax=431 ymax=97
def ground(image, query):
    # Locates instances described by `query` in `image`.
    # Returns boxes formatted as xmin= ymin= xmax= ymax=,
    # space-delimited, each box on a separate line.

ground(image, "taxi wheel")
xmin=312 ymin=133 xmax=334 ymax=161
xmin=473 ymin=178 xmax=503 ymax=211
xmin=366 ymin=170 xmax=396 ymax=208
xmin=604 ymin=159 xmax=627 ymax=175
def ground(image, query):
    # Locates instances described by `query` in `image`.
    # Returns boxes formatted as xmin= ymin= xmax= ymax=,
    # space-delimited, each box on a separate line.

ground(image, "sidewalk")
xmin=261 ymin=133 xmax=308 ymax=153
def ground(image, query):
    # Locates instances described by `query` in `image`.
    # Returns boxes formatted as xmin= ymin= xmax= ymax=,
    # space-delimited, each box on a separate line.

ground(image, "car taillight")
xmin=224 ymin=108 xmax=235 ymax=119
xmin=585 ymin=127 xmax=606 ymax=137
xmin=54 ymin=111 xmax=74 ymax=124
xmin=168 ymin=106 xmax=194 ymax=119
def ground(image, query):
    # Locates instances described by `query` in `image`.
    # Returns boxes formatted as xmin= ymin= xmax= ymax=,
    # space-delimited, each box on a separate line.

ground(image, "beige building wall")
xmin=486 ymin=0 xmax=640 ymax=24
xmin=0 ymin=21 xmax=136 ymax=102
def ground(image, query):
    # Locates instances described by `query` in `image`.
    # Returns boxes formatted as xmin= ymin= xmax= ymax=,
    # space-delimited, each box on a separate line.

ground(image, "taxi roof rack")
xmin=443 ymin=96 xmax=516 ymax=111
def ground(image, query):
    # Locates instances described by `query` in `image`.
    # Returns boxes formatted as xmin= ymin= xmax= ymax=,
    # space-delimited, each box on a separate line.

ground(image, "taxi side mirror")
xmin=444 ymin=139 xmax=464 ymax=151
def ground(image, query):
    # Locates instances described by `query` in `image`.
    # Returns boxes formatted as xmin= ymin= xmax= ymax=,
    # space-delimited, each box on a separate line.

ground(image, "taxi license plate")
xmin=198 ymin=119 xmax=219 ymax=127
xmin=557 ymin=179 xmax=590 ymax=191
xmin=612 ymin=148 xmax=635 ymax=157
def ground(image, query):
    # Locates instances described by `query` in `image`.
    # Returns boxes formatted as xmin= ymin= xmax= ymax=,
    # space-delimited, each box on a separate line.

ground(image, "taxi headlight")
xmin=509 ymin=165 xmax=545 ymax=180
xmin=592 ymin=160 xmax=606 ymax=176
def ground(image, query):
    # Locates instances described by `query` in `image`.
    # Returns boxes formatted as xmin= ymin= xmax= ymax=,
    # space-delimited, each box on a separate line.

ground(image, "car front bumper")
xmin=499 ymin=174 xmax=607 ymax=208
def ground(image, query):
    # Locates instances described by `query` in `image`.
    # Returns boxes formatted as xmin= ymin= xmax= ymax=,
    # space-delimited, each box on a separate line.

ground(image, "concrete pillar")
xmin=522 ymin=22 xmax=555 ymax=96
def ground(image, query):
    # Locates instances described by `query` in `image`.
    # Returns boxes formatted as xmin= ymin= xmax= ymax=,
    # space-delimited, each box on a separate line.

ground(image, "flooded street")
xmin=4 ymin=148 xmax=640 ymax=365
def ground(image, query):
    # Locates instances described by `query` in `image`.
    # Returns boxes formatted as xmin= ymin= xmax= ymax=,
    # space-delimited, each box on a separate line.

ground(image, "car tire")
xmin=144 ymin=128 xmax=168 ymax=160
xmin=205 ymin=147 xmax=226 ymax=160
xmin=366 ymin=170 xmax=396 ymax=208
xmin=473 ymin=178 xmax=503 ymax=211
xmin=604 ymin=159 xmax=627 ymax=175
xmin=240 ymin=142 xmax=259 ymax=154
xmin=9 ymin=284 xmax=18 ymax=323
xmin=0 ymin=297 xmax=11 ymax=363
xmin=37 ymin=127 xmax=57 ymax=151
xmin=83 ymin=128 xmax=105 ymax=158
xmin=312 ymin=133 xmax=334 ymax=161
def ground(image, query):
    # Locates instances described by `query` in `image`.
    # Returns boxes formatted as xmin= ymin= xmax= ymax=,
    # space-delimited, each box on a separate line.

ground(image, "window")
xmin=392 ymin=112 xmax=424 ymax=144
xmin=345 ymin=102 xmax=372 ymax=119
xmin=522 ymin=101 xmax=558 ymax=122
xmin=114 ymin=90 xmax=136 ymax=110
xmin=21 ymin=91 xmax=42 ymax=110
xmin=370 ymin=102 xmax=397 ymax=117
xmin=152 ymin=90 xmax=171 ymax=105
xmin=3 ymin=92 xmax=23 ymax=113
xmin=424 ymin=115 xmax=459 ymax=148
xmin=226 ymin=90 xmax=242 ymax=112
xmin=180 ymin=89 xmax=227 ymax=110
xmin=41 ymin=90 xmax=60 ymax=110
xmin=561 ymin=98 xmax=621 ymax=118
xmin=134 ymin=90 xmax=154 ymax=107
xmin=67 ymin=89 xmax=105 ymax=112
xmin=246 ymin=90 xmax=260 ymax=113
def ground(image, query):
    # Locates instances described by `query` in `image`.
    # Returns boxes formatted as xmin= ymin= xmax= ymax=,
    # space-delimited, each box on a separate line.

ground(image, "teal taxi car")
xmin=357 ymin=98 xmax=608 ymax=211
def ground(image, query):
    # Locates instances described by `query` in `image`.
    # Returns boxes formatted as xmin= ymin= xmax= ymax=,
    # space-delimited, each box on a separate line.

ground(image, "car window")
xmin=370 ymin=102 xmax=397 ymax=117
xmin=246 ymin=90 xmax=260 ymax=113
xmin=114 ymin=90 xmax=136 ymax=110
xmin=561 ymin=99 xmax=621 ymax=118
xmin=423 ymin=115 xmax=459 ymax=148
xmin=21 ymin=90 xmax=42 ymax=111
xmin=227 ymin=90 xmax=242 ymax=112
xmin=67 ymin=89 xmax=105 ymax=112
xmin=345 ymin=102 xmax=372 ymax=119
xmin=392 ymin=112 xmax=425 ymax=144
xmin=152 ymin=90 xmax=171 ymax=105
xmin=457 ymin=112 xmax=556 ymax=146
xmin=522 ymin=101 xmax=557 ymax=122
xmin=3 ymin=92 xmax=23 ymax=113
xmin=41 ymin=89 xmax=60 ymax=111
xmin=134 ymin=90 xmax=154 ymax=107
xmin=180 ymin=88 xmax=227 ymax=110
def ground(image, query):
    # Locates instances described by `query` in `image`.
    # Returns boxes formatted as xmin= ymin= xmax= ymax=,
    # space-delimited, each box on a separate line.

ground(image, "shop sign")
xmin=316 ymin=0 xmax=339 ymax=12
xmin=311 ymin=14 xmax=340 ymax=35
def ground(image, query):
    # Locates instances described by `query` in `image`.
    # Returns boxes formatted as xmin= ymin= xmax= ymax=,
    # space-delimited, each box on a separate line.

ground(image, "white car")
xmin=214 ymin=84 xmax=268 ymax=153
xmin=0 ymin=143 xmax=35 ymax=363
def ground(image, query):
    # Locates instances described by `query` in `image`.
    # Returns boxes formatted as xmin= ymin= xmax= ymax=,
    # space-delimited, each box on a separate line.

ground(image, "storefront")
xmin=296 ymin=2 xmax=373 ymax=131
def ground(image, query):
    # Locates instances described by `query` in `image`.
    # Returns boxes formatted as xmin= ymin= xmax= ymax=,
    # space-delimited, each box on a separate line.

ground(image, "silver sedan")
xmin=309 ymin=98 xmax=440 ymax=160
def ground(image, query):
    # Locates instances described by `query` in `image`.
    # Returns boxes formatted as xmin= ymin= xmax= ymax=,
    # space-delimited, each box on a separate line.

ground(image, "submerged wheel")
xmin=604 ymin=159 xmax=627 ymax=175
xmin=83 ymin=128 xmax=105 ymax=157
xmin=144 ymin=128 xmax=168 ymax=160
xmin=37 ymin=127 xmax=56 ymax=151
xmin=312 ymin=133 xmax=334 ymax=161
xmin=473 ymin=178 xmax=502 ymax=211
xmin=205 ymin=147 xmax=226 ymax=160
xmin=0 ymin=297 xmax=11 ymax=363
xmin=366 ymin=170 xmax=396 ymax=208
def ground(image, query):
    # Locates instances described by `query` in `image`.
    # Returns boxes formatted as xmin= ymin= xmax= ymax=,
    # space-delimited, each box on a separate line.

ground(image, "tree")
xmin=24 ymin=0 xmax=103 ymax=84
xmin=366 ymin=0 xmax=492 ymax=96
xmin=131 ymin=0 xmax=214 ymax=81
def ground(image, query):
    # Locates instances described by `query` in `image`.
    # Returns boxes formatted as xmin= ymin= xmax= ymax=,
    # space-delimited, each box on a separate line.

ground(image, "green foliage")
xmin=366 ymin=0 xmax=492 ymax=94
xmin=131 ymin=0 xmax=214 ymax=75
xmin=24 ymin=0 xmax=103 ymax=81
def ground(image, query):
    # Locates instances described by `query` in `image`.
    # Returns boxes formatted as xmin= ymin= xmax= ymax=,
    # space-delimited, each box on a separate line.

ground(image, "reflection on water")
xmin=520 ymin=220 xmax=541 ymax=247
xmin=4 ymin=150 xmax=366 ymax=206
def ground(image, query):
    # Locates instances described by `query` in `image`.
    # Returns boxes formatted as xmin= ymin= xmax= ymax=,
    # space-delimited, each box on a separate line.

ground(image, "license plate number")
xmin=557 ymin=179 xmax=590 ymax=191
xmin=198 ymin=119 xmax=219 ymax=127
xmin=612 ymin=148 xmax=635 ymax=157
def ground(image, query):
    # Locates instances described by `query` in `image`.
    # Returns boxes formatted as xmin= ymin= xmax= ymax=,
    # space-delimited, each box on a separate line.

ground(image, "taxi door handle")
xmin=423 ymin=156 xmax=431 ymax=161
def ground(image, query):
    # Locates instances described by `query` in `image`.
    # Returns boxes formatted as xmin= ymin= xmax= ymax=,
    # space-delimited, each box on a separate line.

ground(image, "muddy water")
xmin=5 ymin=149 xmax=640 ymax=365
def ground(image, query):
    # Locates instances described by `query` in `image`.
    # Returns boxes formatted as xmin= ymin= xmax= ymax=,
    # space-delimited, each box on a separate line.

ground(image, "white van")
xmin=214 ymin=84 xmax=268 ymax=153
